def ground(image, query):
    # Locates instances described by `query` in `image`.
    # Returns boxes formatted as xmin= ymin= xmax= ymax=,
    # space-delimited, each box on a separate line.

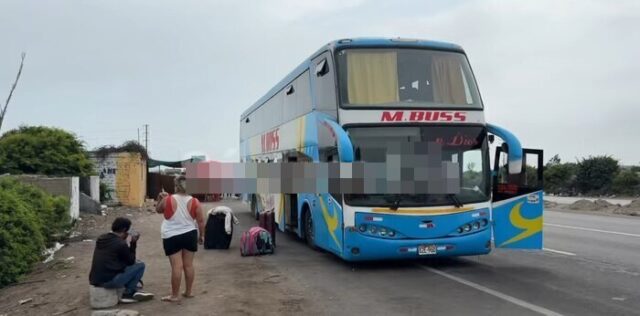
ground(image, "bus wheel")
xmin=303 ymin=207 xmax=317 ymax=250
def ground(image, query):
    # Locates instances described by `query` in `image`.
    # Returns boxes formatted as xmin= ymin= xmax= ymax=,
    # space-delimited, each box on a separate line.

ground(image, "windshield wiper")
xmin=447 ymin=194 xmax=464 ymax=208
xmin=389 ymin=194 xmax=402 ymax=211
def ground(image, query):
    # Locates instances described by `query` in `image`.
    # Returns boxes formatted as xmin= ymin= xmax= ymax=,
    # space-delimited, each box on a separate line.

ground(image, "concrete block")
xmin=89 ymin=285 xmax=122 ymax=309
xmin=80 ymin=192 xmax=102 ymax=214
xmin=92 ymin=310 xmax=119 ymax=316
xmin=91 ymin=310 xmax=139 ymax=316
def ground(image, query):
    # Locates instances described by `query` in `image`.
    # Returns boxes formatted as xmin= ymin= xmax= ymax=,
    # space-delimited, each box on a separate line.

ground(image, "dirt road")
xmin=0 ymin=200 xmax=318 ymax=316
xmin=3 ymin=199 xmax=640 ymax=315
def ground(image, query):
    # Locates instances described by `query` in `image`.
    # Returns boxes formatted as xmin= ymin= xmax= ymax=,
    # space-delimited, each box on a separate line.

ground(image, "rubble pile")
xmin=613 ymin=199 xmax=640 ymax=216
xmin=567 ymin=199 xmax=604 ymax=211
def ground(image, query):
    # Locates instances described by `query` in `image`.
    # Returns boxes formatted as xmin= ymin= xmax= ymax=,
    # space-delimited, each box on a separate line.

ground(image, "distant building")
xmin=89 ymin=152 xmax=147 ymax=207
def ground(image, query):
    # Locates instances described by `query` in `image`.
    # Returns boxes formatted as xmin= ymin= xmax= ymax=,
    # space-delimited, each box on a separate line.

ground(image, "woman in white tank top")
xmin=156 ymin=176 xmax=205 ymax=303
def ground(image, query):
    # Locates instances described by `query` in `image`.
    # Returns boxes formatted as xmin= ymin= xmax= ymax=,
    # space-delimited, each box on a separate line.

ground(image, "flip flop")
xmin=161 ymin=295 xmax=181 ymax=304
xmin=182 ymin=293 xmax=195 ymax=298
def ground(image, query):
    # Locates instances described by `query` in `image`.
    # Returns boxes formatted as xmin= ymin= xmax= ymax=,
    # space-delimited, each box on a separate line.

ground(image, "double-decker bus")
xmin=240 ymin=38 xmax=544 ymax=261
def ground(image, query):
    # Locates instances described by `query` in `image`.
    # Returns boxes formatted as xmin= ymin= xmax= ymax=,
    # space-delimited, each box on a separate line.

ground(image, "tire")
xmin=303 ymin=207 xmax=317 ymax=250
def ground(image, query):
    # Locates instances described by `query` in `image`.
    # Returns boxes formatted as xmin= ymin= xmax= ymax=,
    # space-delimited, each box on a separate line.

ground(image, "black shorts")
xmin=163 ymin=230 xmax=198 ymax=256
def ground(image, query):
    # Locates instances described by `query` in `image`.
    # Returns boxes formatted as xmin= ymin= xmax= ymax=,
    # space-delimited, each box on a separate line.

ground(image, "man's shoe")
xmin=119 ymin=296 xmax=137 ymax=304
xmin=132 ymin=291 xmax=154 ymax=302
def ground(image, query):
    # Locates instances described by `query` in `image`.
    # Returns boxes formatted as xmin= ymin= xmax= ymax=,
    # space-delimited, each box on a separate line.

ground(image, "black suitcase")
xmin=204 ymin=213 xmax=232 ymax=249
xmin=259 ymin=210 xmax=276 ymax=247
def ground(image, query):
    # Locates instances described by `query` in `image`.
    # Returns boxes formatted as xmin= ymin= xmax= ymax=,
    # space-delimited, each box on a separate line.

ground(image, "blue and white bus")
xmin=240 ymin=38 xmax=544 ymax=261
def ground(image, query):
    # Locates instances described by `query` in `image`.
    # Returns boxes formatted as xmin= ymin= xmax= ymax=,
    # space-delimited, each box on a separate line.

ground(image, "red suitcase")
xmin=258 ymin=210 xmax=276 ymax=247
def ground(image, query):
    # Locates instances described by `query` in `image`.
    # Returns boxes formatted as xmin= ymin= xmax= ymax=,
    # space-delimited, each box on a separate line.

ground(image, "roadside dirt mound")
xmin=567 ymin=199 xmax=600 ymax=211
xmin=565 ymin=199 xmax=620 ymax=212
xmin=613 ymin=199 xmax=640 ymax=216
xmin=594 ymin=199 xmax=616 ymax=208
xmin=544 ymin=200 xmax=559 ymax=208
xmin=628 ymin=199 xmax=640 ymax=209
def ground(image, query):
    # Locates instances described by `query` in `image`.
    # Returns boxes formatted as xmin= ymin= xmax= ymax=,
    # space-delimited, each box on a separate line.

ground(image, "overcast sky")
xmin=1 ymin=0 xmax=639 ymax=164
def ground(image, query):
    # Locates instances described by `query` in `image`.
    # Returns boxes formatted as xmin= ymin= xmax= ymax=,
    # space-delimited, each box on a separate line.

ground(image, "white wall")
xmin=89 ymin=175 xmax=100 ymax=202
xmin=70 ymin=177 xmax=80 ymax=220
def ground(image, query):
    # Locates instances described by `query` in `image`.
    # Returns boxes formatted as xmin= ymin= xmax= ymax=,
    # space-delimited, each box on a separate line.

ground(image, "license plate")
xmin=418 ymin=244 xmax=437 ymax=255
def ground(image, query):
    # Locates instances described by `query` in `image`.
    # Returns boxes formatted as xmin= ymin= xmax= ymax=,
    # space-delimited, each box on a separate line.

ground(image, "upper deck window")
xmin=336 ymin=48 xmax=481 ymax=109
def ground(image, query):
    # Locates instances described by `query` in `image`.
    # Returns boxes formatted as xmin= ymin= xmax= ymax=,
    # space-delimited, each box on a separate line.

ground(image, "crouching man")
xmin=89 ymin=217 xmax=154 ymax=303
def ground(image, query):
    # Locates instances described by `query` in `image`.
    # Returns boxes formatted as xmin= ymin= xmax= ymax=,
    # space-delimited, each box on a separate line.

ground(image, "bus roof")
xmin=240 ymin=37 xmax=466 ymax=119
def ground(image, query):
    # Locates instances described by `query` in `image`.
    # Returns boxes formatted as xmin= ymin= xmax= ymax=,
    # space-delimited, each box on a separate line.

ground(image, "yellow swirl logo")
xmin=318 ymin=197 xmax=340 ymax=248
xmin=499 ymin=202 xmax=542 ymax=247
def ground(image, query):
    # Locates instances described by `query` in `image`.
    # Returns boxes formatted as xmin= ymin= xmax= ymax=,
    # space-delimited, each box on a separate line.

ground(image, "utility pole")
xmin=0 ymin=52 xmax=26 ymax=133
xmin=143 ymin=124 xmax=149 ymax=155
xmin=137 ymin=128 xmax=140 ymax=143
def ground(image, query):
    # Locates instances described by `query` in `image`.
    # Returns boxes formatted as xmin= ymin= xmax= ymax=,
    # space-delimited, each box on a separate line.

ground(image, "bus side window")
xmin=321 ymin=147 xmax=339 ymax=162
xmin=316 ymin=59 xmax=329 ymax=76
xmin=312 ymin=52 xmax=337 ymax=118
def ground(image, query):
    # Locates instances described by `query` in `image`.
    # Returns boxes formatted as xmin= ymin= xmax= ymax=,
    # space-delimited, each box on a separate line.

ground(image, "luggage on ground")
xmin=258 ymin=210 xmax=276 ymax=247
xmin=204 ymin=213 xmax=232 ymax=249
xmin=240 ymin=226 xmax=274 ymax=256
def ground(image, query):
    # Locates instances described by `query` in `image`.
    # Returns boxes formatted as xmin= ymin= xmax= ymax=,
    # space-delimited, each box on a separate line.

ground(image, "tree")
xmin=544 ymin=162 xmax=577 ymax=194
xmin=547 ymin=154 xmax=561 ymax=166
xmin=523 ymin=165 xmax=541 ymax=188
xmin=0 ymin=126 xmax=93 ymax=176
xmin=575 ymin=156 xmax=619 ymax=194
xmin=0 ymin=53 xmax=26 ymax=132
xmin=0 ymin=177 xmax=70 ymax=287
xmin=463 ymin=162 xmax=482 ymax=187
xmin=612 ymin=169 xmax=640 ymax=196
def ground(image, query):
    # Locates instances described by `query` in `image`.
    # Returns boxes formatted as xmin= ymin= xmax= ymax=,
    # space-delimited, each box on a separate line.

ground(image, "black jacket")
xmin=89 ymin=232 xmax=137 ymax=286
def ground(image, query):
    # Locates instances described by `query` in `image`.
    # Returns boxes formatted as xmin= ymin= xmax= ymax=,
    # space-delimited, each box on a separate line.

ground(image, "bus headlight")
xmin=454 ymin=218 xmax=489 ymax=235
xmin=358 ymin=223 xmax=398 ymax=238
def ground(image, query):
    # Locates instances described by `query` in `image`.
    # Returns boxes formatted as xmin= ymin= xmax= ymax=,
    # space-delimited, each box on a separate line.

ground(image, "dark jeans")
xmin=102 ymin=262 xmax=145 ymax=296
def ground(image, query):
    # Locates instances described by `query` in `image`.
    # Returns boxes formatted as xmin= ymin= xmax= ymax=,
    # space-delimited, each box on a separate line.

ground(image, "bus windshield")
xmin=336 ymin=48 xmax=482 ymax=109
xmin=345 ymin=125 xmax=489 ymax=207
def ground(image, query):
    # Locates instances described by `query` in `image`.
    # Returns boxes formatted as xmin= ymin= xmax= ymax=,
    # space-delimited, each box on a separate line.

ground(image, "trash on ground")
xmin=43 ymin=242 xmax=65 ymax=264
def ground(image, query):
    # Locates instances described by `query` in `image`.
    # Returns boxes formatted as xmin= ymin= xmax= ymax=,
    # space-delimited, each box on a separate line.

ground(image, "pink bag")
xmin=240 ymin=226 xmax=274 ymax=256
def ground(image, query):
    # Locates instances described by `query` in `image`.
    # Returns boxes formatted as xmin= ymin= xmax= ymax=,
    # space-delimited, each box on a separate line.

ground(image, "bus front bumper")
xmin=341 ymin=228 xmax=492 ymax=261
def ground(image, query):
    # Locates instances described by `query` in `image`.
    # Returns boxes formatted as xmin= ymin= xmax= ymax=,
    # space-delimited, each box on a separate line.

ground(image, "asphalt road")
xmin=226 ymin=201 xmax=640 ymax=316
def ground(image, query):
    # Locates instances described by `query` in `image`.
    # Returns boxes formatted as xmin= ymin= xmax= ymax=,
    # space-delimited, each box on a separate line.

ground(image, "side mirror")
xmin=487 ymin=123 xmax=522 ymax=175
xmin=319 ymin=117 xmax=354 ymax=162
xmin=488 ymin=134 xmax=495 ymax=144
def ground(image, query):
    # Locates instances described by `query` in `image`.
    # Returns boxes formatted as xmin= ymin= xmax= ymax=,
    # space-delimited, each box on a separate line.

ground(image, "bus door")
xmin=492 ymin=146 xmax=544 ymax=249
xmin=284 ymin=153 xmax=298 ymax=232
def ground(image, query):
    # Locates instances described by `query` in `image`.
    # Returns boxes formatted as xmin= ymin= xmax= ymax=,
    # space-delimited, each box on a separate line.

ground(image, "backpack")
xmin=240 ymin=226 xmax=274 ymax=256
